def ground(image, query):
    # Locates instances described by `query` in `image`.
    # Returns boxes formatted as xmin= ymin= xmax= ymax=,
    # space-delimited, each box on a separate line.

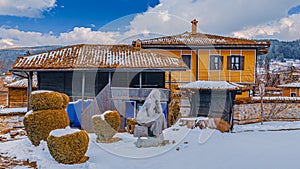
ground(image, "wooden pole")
xmin=27 ymin=71 xmax=33 ymax=111
xmin=139 ymin=72 xmax=142 ymax=89
xmin=81 ymin=71 xmax=86 ymax=113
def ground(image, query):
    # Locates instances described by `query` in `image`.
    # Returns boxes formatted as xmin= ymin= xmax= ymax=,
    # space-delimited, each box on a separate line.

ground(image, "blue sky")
xmin=0 ymin=0 xmax=159 ymax=35
xmin=0 ymin=0 xmax=300 ymax=48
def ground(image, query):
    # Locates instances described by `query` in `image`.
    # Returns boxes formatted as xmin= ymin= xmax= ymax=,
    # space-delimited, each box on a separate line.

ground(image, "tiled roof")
xmin=7 ymin=78 xmax=38 ymax=88
xmin=12 ymin=44 xmax=188 ymax=71
xmin=133 ymin=32 xmax=270 ymax=53
xmin=179 ymin=80 xmax=240 ymax=90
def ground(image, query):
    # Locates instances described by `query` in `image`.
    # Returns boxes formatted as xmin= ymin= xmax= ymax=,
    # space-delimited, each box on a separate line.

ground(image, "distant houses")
xmin=278 ymin=82 xmax=300 ymax=97
xmin=7 ymin=78 xmax=37 ymax=108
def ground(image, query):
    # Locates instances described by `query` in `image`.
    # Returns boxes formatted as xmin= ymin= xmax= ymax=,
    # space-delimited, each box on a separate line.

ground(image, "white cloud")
xmin=1 ymin=0 xmax=300 ymax=49
xmin=125 ymin=0 xmax=300 ymax=38
xmin=233 ymin=14 xmax=300 ymax=41
xmin=0 ymin=0 xmax=56 ymax=18
xmin=0 ymin=27 xmax=120 ymax=49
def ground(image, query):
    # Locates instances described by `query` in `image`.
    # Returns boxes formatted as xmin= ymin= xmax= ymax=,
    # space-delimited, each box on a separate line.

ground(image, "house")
xmin=0 ymin=73 xmax=12 ymax=107
xmin=7 ymin=78 xmax=37 ymax=108
xmin=11 ymin=44 xmax=187 ymax=130
xmin=278 ymin=82 xmax=300 ymax=97
xmin=179 ymin=80 xmax=240 ymax=126
xmin=132 ymin=19 xmax=270 ymax=98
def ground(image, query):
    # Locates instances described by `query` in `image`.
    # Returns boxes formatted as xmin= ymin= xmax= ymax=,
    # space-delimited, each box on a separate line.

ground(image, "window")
xmin=210 ymin=55 xmax=223 ymax=70
xmin=291 ymin=92 xmax=296 ymax=97
xmin=181 ymin=54 xmax=191 ymax=69
xmin=227 ymin=55 xmax=244 ymax=70
xmin=111 ymin=72 xmax=139 ymax=87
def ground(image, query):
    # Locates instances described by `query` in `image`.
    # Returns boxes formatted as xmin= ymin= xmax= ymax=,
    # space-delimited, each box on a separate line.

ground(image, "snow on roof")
xmin=179 ymin=80 xmax=240 ymax=90
xmin=252 ymin=96 xmax=300 ymax=101
xmin=7 ymin=77 xmax=37 ymax=88
xmin=12 ymin=44 xmax=188 ymax=71
xmin=133 ymin=32 xmax=270 ymax=54
xmin=278 ymin=82 xmax=300 ymax=88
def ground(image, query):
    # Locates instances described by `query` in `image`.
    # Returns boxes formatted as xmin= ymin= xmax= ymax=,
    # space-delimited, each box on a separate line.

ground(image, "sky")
xmin=0 ymin=0 xmax=300 ymax=49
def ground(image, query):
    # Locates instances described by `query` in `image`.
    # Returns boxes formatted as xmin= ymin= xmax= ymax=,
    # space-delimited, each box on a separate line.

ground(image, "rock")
xmin=136 ymin=133 xmax=165 ymax=148
xmin=9 ymin=130 xmax=18 ymax=138
xmin=133 ymin=125 xmax=148 ymax=137
xmin=92 ymin=113 xmax=121 ymax=143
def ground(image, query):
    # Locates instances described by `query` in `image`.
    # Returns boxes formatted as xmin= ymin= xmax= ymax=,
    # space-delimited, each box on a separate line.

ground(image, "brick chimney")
xmin=191 ymin=19 xmax=198 ymax=34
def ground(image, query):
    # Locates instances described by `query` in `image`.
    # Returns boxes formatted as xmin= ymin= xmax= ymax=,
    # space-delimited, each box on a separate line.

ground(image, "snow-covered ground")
xmin=1 ymin=121 xmax=300 ymax=169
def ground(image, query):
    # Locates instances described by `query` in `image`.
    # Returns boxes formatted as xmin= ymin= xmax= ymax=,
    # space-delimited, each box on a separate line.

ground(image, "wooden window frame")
xmin=210 ymin=55 xmax=223 ymax=70
xmin=291 ymin=92 xmax=296 ymax=97
xmin=227 ymin=55 xmax=244 ymax=70
xmin=181 ymin=54 xmax=192 ymax=70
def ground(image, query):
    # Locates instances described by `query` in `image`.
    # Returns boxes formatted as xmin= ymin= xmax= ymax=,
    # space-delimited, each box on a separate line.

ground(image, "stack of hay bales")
xmin=92 ymin=110 xmax=121 ymax=143
xmin=47 ymin=126 xmax=89 ymax=164
xmin=24 ymin=91 xmax=70 ymax=146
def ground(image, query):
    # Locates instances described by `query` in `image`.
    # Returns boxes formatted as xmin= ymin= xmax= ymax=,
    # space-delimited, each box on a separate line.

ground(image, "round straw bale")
xmin=30 ymin=91 xmax=67 ymax=111
xmin=24 ymin=109 xmax=69 ymax=146
xmin=47 ymin=128 xmax=89 ymax=164
xmin=104 ymin=110 xmax=120 ymax=132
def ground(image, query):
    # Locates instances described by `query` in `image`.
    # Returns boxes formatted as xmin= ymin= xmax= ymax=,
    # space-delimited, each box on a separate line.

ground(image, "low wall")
xmin=233 ymin=102 xmax=300 ymax=124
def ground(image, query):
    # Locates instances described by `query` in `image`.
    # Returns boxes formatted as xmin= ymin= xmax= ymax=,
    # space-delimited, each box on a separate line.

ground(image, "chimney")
xmin=191 ymin=19 xmax=198 ymax=34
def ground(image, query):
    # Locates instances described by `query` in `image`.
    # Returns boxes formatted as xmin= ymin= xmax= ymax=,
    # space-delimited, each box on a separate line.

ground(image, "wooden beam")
xmin=27 ymin=72 xmax=33 ymax=111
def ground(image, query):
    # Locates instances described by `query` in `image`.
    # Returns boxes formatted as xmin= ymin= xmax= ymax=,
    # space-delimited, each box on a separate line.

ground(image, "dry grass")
xmin=125 ymin=118 xmax=136 ymax=134
xmin=23 ymin=109 xmax=69 ymax=146
xmin=104 ymin=110 xmax=121 ymax=132
xmin=30 ymin=92 xmax=69 ymax=111
xmin=47 ymin=130 xmax=89 ymax=164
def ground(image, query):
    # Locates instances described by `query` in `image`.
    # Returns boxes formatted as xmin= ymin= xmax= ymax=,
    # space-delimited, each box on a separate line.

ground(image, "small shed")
xmin=179 ymin=81 xmax=240 ymax=126
xmin=7 ymin=78 xmax=37 ymax=108
xmin=278 ymin=82 xmax=300 ymax=97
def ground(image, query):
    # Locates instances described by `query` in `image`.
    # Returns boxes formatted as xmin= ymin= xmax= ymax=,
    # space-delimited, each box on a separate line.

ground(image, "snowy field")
xmin=1 ymin=121 xmax=300 ymax=169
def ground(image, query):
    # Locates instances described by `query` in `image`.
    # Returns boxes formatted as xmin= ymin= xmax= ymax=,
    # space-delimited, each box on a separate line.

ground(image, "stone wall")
xmin=233 ymin=103 xmax=300 ymax=124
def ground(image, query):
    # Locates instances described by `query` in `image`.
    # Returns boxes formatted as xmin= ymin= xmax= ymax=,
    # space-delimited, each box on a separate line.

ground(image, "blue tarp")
xmin=66 ymin=100 xmax=92 ymax=128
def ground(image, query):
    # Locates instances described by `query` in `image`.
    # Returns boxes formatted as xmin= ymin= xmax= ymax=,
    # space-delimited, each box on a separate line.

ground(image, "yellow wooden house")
xmin=132 ymin=19 xmax=270 ymax=98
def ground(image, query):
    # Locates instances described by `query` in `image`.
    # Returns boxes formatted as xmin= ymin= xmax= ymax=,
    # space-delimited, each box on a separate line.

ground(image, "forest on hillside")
xmin=263 ymin=39 xmax=300 ymax=62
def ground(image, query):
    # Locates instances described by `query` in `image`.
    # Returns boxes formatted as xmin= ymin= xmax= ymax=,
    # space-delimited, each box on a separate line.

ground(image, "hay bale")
xmin=24 ymin=109 xmax=69 ymax=146
xmin=47 ymin=127 xmax=89 ymax=164
xmin=61 ymin=93 xmax=70 ymax=109
xmin=125 ymin=118 xmax=136 ymax=134
xmin=104 ymin=110 xmax=120 ymax=132
xmin=214 ymin=118 xmax=230 ymax=133
xmin=30 ymin=91 xmax=69 ymax=111
xmin=92 ymin=111 xmax=121 ymax=143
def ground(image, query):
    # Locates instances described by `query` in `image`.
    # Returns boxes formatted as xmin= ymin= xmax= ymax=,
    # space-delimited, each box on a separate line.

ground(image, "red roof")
xmin=12 ymin=44 xmax=188 ymax=71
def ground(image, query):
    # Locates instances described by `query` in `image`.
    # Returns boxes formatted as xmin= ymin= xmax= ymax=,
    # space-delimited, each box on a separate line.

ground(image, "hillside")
xmin=264 ymin=39 xmax=300 ymax=62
